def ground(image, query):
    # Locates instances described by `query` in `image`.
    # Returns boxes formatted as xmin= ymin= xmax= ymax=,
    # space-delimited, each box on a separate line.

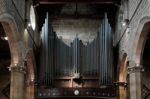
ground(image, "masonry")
xmin=0 ymin=0 xmax=37 ymax=99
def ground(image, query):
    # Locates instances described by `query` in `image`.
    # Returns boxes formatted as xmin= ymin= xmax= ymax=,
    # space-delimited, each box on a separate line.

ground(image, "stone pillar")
xmin=128 ymin=62 xmax=143 ymax=99
xmin=118 ymin=82 xmax=128 ymax=99
xmin=10 ymin=65 xmax=26 ymax=99
xmin=26 ymin=80 xmax=35 ymax=99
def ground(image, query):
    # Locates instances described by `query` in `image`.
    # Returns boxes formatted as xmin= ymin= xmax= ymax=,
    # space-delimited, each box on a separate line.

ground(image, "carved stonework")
xmin=9 ymin=66 xmax=26 ymax=74
xmin=127 ymin=66 xmax=144 ymax=74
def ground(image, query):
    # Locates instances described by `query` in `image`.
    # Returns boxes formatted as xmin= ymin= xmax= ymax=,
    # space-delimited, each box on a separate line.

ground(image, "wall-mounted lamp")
xmin=122 ymin=19 xmax=129 ymax=26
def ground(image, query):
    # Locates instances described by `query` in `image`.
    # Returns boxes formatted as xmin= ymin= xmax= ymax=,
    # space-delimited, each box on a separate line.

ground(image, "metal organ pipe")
xmin=98 ymin=13 xmax=113 ymax=85
xmin=39 ymin=25 xmax=44 ymax=85
xmin=45 ymin=15 xmax=48 ymax=86
xmin=39 ymin=13 xmax=56 ymax=86
xmin=39 ymin=12 xmax=113 ymax=88
xmin=72 ymin=36 xmax=81 ymax=75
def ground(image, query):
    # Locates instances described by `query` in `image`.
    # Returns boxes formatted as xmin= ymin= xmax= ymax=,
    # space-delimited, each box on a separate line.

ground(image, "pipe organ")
xmin=37 ymin=13 xmax=116 ymax=98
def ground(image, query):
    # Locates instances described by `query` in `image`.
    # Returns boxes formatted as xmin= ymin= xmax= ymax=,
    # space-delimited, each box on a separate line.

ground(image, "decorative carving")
xmin=114 ymin=82 xmax=128 ymax=88
xmin=127 ymin=66 xmax=144 ymax=74
xmin=9 ymin=66 xmax=26 ymax=74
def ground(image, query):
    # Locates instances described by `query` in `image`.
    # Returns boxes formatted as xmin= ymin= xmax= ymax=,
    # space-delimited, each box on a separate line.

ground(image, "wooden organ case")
xmin=37 ymin=13 xmax=116 ymax=98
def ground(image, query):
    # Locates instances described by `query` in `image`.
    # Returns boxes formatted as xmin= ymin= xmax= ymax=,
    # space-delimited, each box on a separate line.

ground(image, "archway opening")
xmin=142 ymin=30 xmax=150 ymax=99
xmin=0 ymin=23 xmax=11 ymax=99
xmin=135 ymin=21 xmax=150 ymax=99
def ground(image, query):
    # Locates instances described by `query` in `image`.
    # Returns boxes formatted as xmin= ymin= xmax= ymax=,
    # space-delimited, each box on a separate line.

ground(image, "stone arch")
xmin=132 ymin=17 xmax=150 ymax=65
xmin=129 ymin=17 xmax=150 ymax=99
xmin=0 ymin=13 xmax=23 ymax=65
xmin=118 ymin=53 xmax=128 ymax=99
xmin=0 ymin=12 xmax=24 ymax=99
xmin=119 ymin=53 xmax=128 ymax=82
xmin=0 ymin=12 xmax=36 ymax=99
xmin=24 ymin=49 xmax=36 ymax=99
xmin=22 ymin=49 xmax=35 ymax=82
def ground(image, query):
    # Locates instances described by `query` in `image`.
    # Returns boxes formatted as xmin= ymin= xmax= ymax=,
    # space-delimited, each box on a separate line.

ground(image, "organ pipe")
xmin=98 ymin=13 xmax=113 ymax=85
xmin=39 ymin=12 xmax=113 ymax=87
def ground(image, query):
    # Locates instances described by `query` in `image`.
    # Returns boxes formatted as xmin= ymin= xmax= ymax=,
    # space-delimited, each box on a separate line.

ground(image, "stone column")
xmin=128 ymin=62 xmax=143 ymax=99
xmin=118 ymin=82 xmax=127 ymax=99
xmin=26 ymin=80 xmax=35 ymax=99
xmin=10 ymin=65 xmax=26 ymax=99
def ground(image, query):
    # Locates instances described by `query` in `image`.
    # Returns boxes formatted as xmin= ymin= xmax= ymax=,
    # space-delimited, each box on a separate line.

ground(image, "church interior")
xmin=0 ymin=0 xmax=150 ymax=99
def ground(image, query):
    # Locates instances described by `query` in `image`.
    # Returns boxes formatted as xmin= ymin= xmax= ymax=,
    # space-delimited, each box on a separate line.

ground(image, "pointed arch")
xmin=132 ymin=17 xmax=150 ymax=65
xmin=118 ymin=53 xmax=128 ymax=99
xmin=0 ymin=13 xmax=22 ymax=65
xmin=119 ymin=53 xmax=128 ymax=82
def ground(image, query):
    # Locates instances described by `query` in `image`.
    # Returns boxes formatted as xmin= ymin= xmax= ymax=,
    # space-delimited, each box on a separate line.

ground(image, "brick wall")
xmin=115 ymin=0 xmax=150 ymax=60
xmin=12 ymin=0 xmax=25 ymax=19
xmin=115 ymin=0 xmax=150 ymax=96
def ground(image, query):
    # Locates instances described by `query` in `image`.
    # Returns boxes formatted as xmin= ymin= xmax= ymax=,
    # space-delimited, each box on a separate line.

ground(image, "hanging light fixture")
xmin=122 ymin=0 xmax=129 ymax=27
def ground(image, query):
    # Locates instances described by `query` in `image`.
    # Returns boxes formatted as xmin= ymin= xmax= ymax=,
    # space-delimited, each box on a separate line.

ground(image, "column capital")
xmin=9 ymin=66 xmax=26 ymax=74
xmin=127 ymin=66 xmax=144 ymax=74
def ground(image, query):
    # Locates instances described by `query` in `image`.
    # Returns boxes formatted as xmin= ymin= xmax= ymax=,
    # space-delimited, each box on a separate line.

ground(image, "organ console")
xmin=37 ymin=12 xmax=115 ymax=98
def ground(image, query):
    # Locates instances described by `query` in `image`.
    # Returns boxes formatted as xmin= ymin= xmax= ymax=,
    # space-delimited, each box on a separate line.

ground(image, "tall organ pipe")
xmin=39 ymin=13 xmax=55 ymax=86
xmin=39 ymin=12 xmax=113 ymax=87
xmin=72 ymin=36 xmax=80 ymax=75
xmin=98 ymin=13 xmax=113 ymax=85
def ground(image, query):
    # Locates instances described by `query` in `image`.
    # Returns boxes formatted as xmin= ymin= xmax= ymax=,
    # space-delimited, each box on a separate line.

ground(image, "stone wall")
xmin=12 ymin=0 xmax=25 ymax=19
xmin=0 ymin=0 xmax=39 ymax=49
xmin=115 ymin=0 xmax=150 ymax=98
xmin=115 ymin=0 xmax=150 ymax=61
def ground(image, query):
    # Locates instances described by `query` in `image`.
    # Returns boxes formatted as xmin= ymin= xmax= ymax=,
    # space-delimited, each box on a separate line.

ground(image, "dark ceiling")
xmin=33 ymin=0 xmax=121 ymax=31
